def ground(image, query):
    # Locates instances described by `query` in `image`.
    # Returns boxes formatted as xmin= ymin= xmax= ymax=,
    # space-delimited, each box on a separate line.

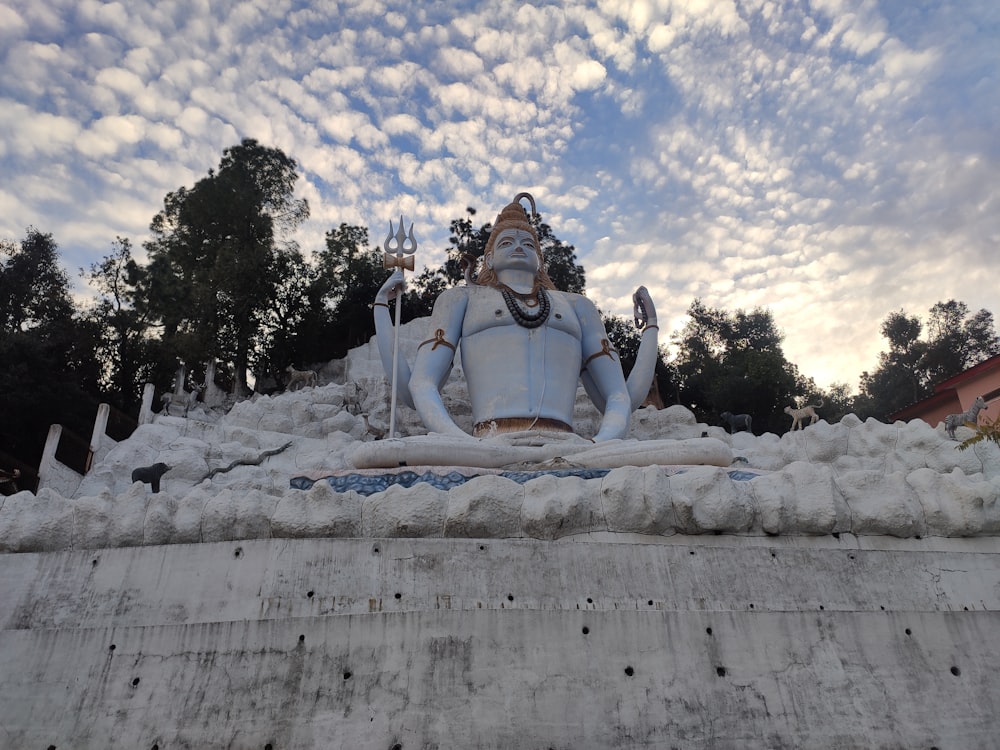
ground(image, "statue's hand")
xmin=632 ymin=286 xmax=657 ymax=328
xmin=376 ymin=269 xmax=406 ymax=304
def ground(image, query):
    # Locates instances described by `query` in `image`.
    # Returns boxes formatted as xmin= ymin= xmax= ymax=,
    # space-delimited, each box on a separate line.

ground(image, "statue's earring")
xmin=485 ymin=255 xmax=494 ymax=269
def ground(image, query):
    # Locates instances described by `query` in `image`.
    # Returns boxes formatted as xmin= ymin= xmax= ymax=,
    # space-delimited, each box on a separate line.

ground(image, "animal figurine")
xmin=362 ymin=413 xmax=386 ymax=440
xmin=784 ymin=400 xmax=824 ymax=431
xmin=161 ymin=387 xmax=201 ymax=416
xmin=720 ymin=411 xmax=753 ymax=434
xmin=285 ymin=365 xmax=318 ymax=391
xmin=131 ymin=462 xmax=171 ymax=493
xmin=944 ymin=396 xmax=988 ymax=440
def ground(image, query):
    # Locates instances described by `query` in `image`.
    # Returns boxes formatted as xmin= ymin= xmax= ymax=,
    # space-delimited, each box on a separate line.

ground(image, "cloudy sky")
xmin=2 ymin=0 xmax=997 ymax=391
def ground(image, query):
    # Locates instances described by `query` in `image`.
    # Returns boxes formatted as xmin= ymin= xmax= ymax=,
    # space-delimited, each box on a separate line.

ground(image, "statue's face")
xmin=490 ymin=228 xmax=540 ymax=273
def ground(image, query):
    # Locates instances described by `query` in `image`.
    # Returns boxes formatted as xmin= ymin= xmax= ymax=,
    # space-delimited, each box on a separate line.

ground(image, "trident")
xmin=383 ymin=216 xmax=417 ymax=438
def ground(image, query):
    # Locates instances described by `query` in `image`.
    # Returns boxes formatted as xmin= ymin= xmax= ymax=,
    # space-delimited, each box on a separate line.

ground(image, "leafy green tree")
xmin=923 ymin=301 xmax=1000 ymax=384
xmin=672 ymin=299 xmax=801 ymax=434
xmin=0 ymin=229 xmax=102 ymax=467
xmin=0 ymin=227 xmax=75 ymax=335
xmin=855 ymin=311 xmax=927 ymax=419
xmin=855 ymin=301 xmax=999 ymax=420
xmin=79 ymin=237 xmax=174 ymax=411
xmin=255 ymin=247 xmax=321 ymax=383
xmin=819 ymin=382 xmax=854 ymax=425
xmin=314 ymin=223 xmax=390 ymax=358
xmin=139 ymin=139 xmax=309 ymax=394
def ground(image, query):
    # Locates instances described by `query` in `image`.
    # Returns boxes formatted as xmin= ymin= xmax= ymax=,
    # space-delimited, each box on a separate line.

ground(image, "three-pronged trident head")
xmin=383 ymin=216 xmax=417 ymax=271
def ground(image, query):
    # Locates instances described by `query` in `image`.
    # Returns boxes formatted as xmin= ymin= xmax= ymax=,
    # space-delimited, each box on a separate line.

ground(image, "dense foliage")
xmin=853 ymin=302 xmax=1000 ymax=420
xmin=2 ymin=140 xmax=998 ymax=479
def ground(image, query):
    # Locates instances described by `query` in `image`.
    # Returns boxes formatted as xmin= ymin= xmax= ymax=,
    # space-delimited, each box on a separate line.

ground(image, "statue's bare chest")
xmin=461 ymin=287 xmax=582 ymax=340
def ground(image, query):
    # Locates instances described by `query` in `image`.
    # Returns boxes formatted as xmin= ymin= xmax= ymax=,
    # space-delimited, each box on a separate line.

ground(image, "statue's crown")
xmin=486 ymin=192 xmax=539 ymax=256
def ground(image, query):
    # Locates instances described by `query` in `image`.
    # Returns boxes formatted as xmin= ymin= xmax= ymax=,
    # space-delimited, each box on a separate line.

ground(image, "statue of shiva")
xmin=352 ymin=193 xmax=730 ymax=470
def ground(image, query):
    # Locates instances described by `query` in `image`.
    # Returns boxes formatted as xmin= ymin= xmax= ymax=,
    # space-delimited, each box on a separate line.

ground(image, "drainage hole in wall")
xmin=507 ymin=594 xmax=514 ymax=602
xmin=109 ymin=644 xmax=116 ymax=651
xmin=48 ymin=745 xmax=56 ymax=749
xmin=395 ymin=592 xmax=402 ymax=600
xmin=689 ymin=550 xmax=695 ymax=555
xmin=849 ymin=554 xmax=855 ymax=560
xmin=880 ymin=605 xmax=885 ymax=611
xmin=950 ymin=666 xmax=961 ymax=676
xmin=819 ymin=605 xmax=825 ymax=611
xmin=582 ymin=626 xmax=590 ymax=635
xmin=372 ymin=545 xmax=380 ymax=555
xmin=233 ymin=546 xmax=243 ymax=558
xmin=479 ymin=544 xmax=486 ymax=551
xmin=624 ymin=666 xmax=634 ymax=677
xmin=770 ymin=551 xmax=776 ymax=558
xmin=716 ymin=666 xmax=727 ymax=677
xmin=298 ymin=634 xmax=305 ymax=643
xmin=832 ymin=532 xmax=840 ymax=539
xmin=647 ymin=600 xmax=654 ymax=606
xmin=152 ymin=745 xmax=159 ymax=750
xmin=706 ymin=627 xmax=713 ymax=636
xmin=391 ymin=744 xmax=402 ymax=750
xmin=132 ymin=678 xmax=140 ymax=687
xmin=749 ymin=603 xmax=755 ymax=609
xmin=905 ymin=628 xmax=912 ymax=636
xmin=92 ymin=558 xmax=99 ymax=567
xmin=344 ymin=671 xmax=353 ymax=680
xmin=265 ymin=744 xmax=273 ymax=750
xmin=587 ymin=597 xmax=593 ymax=604
xmin=963 ymin=606 xmax=969 ymax=611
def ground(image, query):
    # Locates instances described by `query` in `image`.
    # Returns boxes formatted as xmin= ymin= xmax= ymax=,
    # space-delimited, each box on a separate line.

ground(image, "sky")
xmin=1 ymin=0 xmax=998 ymax=392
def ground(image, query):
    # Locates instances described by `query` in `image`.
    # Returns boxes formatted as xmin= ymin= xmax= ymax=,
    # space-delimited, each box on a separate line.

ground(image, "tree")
xmin=255 ymin=247 xmax=321 ymax=383
xmin=140 ymin=139 xmax=309 ymax=394
xmin=672 ymin=300 xmax=802 ymax=434
xmin=855 ymin=311 xmax=927 ymax=419
xmin=0 ymin=227 xmax=74 ymax=336
xmin=0 ymin=229 xmax=102 ymax=467
xmin=855 ymin=301 xmax=1000 ymax=420
xmin=314 ymin=223 xmax=390 ymax=357
xmin=80 ymin=237 xmax=173 ymax=411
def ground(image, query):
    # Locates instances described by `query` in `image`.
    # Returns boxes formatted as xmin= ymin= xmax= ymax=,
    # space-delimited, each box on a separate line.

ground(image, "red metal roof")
xmin=932 ymin=352 xmax=1000 ymax=392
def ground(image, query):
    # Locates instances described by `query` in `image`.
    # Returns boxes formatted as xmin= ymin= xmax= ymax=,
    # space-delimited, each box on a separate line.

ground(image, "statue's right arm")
xmin=373 ymin=270 xmax=415 ymax=409
xmin=409 ymin=286 xmax=472 ymax=439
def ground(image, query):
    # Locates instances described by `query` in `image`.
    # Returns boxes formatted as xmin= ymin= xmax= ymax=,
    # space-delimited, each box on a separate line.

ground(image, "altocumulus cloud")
xmin=0 ymin=0 xmax=997 ymax=391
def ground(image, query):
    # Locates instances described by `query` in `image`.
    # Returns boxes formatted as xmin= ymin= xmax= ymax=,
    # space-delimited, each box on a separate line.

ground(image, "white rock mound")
xmin=2 ymin=330 xmax=998 ymax=553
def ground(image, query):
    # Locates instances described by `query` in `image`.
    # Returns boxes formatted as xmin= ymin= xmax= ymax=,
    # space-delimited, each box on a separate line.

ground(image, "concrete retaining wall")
xmin=2 ymin=534 xmax=999 ymax=748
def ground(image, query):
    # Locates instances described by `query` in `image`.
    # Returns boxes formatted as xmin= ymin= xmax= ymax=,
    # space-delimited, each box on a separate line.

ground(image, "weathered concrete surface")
xmin=2 ymin=534 xmax=999 ymax=748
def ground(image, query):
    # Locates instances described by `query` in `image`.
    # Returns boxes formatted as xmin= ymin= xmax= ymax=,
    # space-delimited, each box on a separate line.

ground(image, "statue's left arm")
xmin=626 ymin=286 xmax=659 ymax=410
xmin=573 ymin=295 xmax=631 ymax=442
xmin=582 ymin=286 xmax=660 ymax=413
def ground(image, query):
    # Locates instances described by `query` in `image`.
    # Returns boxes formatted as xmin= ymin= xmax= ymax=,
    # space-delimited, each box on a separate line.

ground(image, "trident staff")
xmin=383 ymin=216 xmax=417 ymax=438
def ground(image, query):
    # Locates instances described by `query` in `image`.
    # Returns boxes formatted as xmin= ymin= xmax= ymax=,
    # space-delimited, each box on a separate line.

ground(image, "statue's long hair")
xmin=475 ymin=192 xmax=557 ymax=291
